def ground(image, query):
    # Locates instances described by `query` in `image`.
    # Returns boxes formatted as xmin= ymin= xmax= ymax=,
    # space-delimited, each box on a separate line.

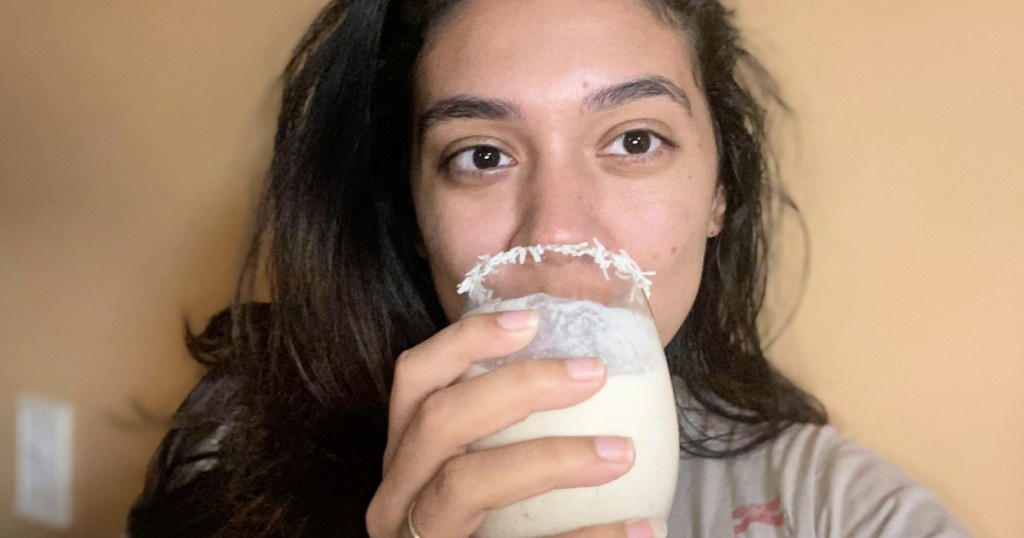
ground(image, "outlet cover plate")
xmin=14 ymin=393 xmax=73 ymax=529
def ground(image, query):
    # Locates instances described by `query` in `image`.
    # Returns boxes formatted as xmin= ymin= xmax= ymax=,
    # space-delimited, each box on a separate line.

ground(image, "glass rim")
xmin=456 ymin=238 xmax=655 ymax=305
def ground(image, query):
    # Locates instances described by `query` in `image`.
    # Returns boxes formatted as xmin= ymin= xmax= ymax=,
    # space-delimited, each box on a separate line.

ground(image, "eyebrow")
xmin=582 ymin=75 xmax=692 ymax=115
xmin=419 ymin=96 xmax=523 ymax=138
xmin=417 ymin=75 xmax=692 ymax=138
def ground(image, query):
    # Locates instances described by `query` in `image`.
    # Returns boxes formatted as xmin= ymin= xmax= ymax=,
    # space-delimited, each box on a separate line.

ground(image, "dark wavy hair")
xmin=191 ymin=0 xmax=826 ymax=533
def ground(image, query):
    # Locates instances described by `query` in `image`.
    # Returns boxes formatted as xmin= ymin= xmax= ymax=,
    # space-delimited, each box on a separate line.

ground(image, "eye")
xmin=448 ymin=145 xmax=514 ymax=173
xmin=601 ymin=129 xmax=667 ymax=157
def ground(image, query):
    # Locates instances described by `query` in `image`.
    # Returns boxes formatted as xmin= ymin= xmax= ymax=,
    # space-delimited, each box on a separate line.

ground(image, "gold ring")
xmin=407 ymin=498 xmax=424 ymax=538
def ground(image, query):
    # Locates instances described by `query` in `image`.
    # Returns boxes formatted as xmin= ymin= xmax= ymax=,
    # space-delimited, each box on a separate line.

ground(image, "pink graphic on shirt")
xmin=732 ymin=496 xmax=784 ymax=536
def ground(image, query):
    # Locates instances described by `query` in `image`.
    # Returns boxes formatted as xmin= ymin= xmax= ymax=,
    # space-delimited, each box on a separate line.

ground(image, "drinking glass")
xmin=458 ymin=240 xmax=679 ymax=538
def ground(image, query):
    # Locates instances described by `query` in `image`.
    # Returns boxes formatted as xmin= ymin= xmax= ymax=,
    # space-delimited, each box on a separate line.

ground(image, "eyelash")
xmin=599 ymin=129 xmax=678 ymax=164
xmin=440 ymin=145 xmax=515 ymax=177
xmin=438 ymin=128 xmax=678 ymax=177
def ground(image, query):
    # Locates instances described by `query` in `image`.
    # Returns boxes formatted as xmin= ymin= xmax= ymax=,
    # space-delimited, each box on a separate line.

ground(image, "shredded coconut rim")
xmin=457 ymin=239 xmax=655 ymax=304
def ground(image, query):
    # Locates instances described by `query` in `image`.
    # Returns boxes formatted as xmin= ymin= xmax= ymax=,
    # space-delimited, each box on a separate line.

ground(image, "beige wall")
xmin=0 ymin=1 xmax=325 ymax=536
xmin=0 ymin=1 xmax=1020 ymax=536
xmin=739 ymin=2 xmax=1024 ymax=537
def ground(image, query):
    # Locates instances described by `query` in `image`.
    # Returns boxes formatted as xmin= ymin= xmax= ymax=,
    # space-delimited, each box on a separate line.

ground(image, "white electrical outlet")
xmin=14 ymin=393 xmax=73 ymax=529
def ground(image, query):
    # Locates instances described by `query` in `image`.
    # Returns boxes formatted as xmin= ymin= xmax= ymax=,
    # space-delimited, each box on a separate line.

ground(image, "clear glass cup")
xmin=459 ymin=241 xmax=679 ymax=538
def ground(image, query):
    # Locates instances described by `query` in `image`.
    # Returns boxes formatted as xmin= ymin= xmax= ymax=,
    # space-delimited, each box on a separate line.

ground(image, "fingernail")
xmin=650 ymin=519 xmax=668 ymax=538
xmin=594 ymin=436 xmax=634 ymax=462
xmin=496 ymin=310 xmax=538 ymax=331
xmin=565 ymin=357 xmax=604 ymax=381
xmin=625 ymin=518 xmax=661 ymax=538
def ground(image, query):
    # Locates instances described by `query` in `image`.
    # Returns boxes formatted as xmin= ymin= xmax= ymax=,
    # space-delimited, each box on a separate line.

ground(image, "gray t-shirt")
xmin=668 ymin=422 xmax=971 ymax=537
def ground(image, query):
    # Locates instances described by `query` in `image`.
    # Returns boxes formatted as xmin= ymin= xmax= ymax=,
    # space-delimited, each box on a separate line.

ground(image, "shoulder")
xmin=673 ymin=423 xmax=971 ymax=537
xmin=772 ymin=424 xmax=970 ymax=536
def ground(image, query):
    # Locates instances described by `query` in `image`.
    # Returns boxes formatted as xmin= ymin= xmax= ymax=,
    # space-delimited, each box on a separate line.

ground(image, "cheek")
xmin=413 ymin=183 xmax=457 ymax=316
xmin=647 ymin=236 xmax=708 ymax=345
xmin=416 ymin=202 xmax=466 ymax=320
xmin=415 ymin=188 xmax=517 ymax=322
xmin=610 ymin=191 xmax=713 ymax=345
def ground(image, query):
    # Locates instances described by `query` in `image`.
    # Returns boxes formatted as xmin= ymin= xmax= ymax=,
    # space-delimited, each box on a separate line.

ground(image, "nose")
xmin=511 ymin=153 xmax=604 ymax=247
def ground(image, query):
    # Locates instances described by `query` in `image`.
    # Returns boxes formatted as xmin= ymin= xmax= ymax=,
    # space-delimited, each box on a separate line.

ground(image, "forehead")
xmin=415 ymin=0 xmax=697 ymax=107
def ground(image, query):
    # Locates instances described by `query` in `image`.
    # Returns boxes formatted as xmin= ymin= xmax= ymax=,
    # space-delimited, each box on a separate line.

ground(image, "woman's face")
xmin=411 ymin=0 xmax=723 ymax=344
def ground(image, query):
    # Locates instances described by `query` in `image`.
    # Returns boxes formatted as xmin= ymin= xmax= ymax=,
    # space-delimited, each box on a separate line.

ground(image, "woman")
xmin=129 ymin=0 xmax=968 ymax=536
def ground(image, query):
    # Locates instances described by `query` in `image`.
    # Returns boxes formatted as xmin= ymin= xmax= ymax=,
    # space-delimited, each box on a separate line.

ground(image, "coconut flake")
xmin=456 ymin=238 xmax=655 ymax=304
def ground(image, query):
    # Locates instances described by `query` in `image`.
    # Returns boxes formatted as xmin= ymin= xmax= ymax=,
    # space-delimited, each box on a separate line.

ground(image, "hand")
xmin=365 ymin=310 xmax=663 ymax=538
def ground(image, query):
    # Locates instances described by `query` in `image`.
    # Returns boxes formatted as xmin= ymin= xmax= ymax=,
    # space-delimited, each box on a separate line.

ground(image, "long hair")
xmin=192 ymin=0 xmax=826 ymax=533
xmin=647 ymin=1 xmax=827 ymax=457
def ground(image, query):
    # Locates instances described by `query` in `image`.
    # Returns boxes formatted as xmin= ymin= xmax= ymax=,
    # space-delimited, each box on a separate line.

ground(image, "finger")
xmin=387 ymin=310 xmax=539 ymax=458
xmin=378 ymin=357 xmax=607 ymax=529
xmin=549 ymin=518 xmax=668 ymax=538
xmin=399 ymin=356 xmax=606 ymax=462
xmin=411 ymin=435 xmax=636 ymax=537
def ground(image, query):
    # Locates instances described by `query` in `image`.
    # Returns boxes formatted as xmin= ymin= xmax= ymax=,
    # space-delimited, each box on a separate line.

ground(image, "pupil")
xmin=623 ymin=131 xmax=651 ymax=154
xmin=473 ymin=146 xmax=501 ymax=169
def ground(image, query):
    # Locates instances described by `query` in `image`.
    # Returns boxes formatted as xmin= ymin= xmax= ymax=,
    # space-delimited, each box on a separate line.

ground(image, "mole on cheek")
xmin=671 ymin=246 xmax=678 ymax=255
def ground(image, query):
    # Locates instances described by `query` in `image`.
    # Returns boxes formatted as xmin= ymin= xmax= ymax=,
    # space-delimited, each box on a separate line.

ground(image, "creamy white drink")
xmin=466 ymin=293 xmax=680 ymax=538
